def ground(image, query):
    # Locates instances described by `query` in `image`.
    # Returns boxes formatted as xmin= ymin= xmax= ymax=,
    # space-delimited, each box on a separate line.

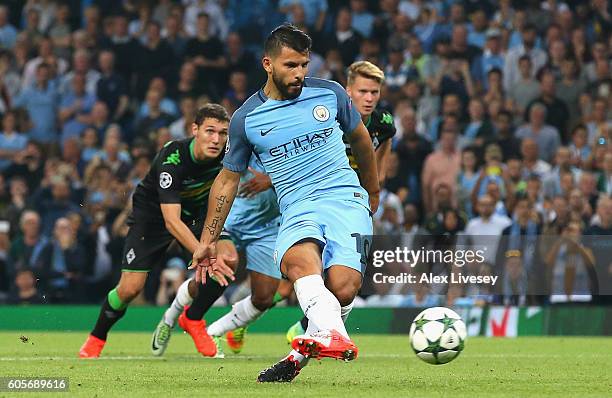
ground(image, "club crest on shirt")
xmin=313 ymin=105 xmax=330 ymax=122
xmin=159 ymin=172 xmax=172 ymax=189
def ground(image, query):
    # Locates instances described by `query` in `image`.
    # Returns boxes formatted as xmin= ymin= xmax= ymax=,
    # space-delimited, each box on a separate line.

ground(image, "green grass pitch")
xmin=1 ymin=332 xmax=611 ymax=397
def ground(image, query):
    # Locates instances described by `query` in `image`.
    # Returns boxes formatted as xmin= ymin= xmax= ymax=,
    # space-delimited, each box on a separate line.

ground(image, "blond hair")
xmin=347 ymin=61 xmax=385 ymax=86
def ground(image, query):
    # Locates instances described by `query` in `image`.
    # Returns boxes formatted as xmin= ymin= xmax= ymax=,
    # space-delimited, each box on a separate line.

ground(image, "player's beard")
xmin=273 ymin=73 xmax=303 ymax=100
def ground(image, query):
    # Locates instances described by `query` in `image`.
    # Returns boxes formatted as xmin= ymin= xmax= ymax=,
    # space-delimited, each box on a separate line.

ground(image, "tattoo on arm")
xmin=206 ymin=195 xmax=228 ymax=237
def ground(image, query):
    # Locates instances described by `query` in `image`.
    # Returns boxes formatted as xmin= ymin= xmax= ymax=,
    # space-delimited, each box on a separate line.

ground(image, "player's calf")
xmin=79 ymin=273 xmax=146 ymax=358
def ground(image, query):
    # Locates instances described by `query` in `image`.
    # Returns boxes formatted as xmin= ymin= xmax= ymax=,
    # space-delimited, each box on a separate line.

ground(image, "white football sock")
xmin=341 ymin=300 xmax=354 ymax=324
xmin=207 ymin=295 xmax=263 ymax=336
xmin=293 ymin=274 xmax=348 ymax=339
xmin=163 ymin=279 xmax=194 ymax=327
xmin=287 ymin=350 xmax=309 ymax=368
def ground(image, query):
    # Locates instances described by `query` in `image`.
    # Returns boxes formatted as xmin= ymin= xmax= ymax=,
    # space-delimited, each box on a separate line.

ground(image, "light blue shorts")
xmin=274 ymin=199 xmax=373 ymax=274
xmin=223 ymin=221 xmax=281 ymax=279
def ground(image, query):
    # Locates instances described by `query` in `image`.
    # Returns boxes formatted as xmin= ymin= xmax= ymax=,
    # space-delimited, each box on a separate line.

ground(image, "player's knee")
xmin=250 ymin=293 xmax=274 ymax=311
xmin=116 ymin=284 xmax=142 ymax=303
xmin=328 ymin=279 xmax=361 ymax=307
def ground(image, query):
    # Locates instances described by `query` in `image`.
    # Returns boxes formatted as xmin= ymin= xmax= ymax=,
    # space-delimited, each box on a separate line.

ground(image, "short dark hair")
xmin=264 ymin=24 xmax=312 ymax=57
xmin=194 ymin=103 xmax=229 ymax=126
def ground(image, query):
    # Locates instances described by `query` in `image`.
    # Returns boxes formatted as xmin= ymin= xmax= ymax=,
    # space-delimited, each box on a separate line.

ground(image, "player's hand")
xmin=189 ymin=243 xmax=235 ymax=285
xmin=238 ymin=167 xmax=272 ymax=198
xmin=369 ymin=191 xmax=380 ymax=215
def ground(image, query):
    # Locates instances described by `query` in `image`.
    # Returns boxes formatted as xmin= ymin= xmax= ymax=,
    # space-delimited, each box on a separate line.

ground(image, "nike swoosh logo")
xmin=151 ymin=329 xmax=161 ymax=351
xmin=260 ymin=126 xmax=276 ymax=136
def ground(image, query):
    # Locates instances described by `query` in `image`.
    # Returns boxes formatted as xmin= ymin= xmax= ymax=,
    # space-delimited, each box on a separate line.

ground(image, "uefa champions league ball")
xmin=409 ymin=307 xmax=467 ymax=365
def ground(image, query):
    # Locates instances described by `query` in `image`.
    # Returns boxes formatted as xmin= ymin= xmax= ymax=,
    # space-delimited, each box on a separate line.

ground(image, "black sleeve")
xmin=377 ymin=111 xmax=397 ymax=144
xmin=154 ymin=142 xmax=184 ymax=204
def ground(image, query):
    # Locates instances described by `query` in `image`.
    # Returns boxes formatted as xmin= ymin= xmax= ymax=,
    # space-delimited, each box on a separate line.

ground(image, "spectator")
xmin=0 ymin=6 xmax=17 ymax=50
xmin=184 ymin=13 xmax=226 ymax=100
xmin=225 ymin=32 xmax=259 ymax=86
xmin=106 ymin=14 xmax=141 ymax=88
xmin=491 ymin=110 xmax=521 ymax=161
xmin=427 ymin=93 xmax=462 ymax=142
xmin=448 ymin=24 xmax=482 ymax=66
xmin=156 ymin=257 xmax=187 ymax=305
xmin=498 ymin=250 xmax=529 ymax=305
xmin=12 ymin=62 xmax=59 ymax=144
xmin=584 ymin=41 xmax=609 ymax=83
xmin=222 ymin=71 xmax=249 ymax=114
xmin=88 ymin=101 xmax=111 ymax=142
xmin=96 ymin=50 xmax=129 ymax=123
xmin=545 ymin=221 xmax=595 ymax=303
xmin=162 ymin=14 xmax=188 ymax=59
xmin=59 ymin=73 xmax=97 ymax=144
xmin=524 ymin=71 xmax=570 ymax=142
xmin=516 ymin=103 xmax=561 ymax=163
xmin=405 ymin=36 xmax=430 ymax=83
xmin=467 ymin=8 xmax=489 ymax=49
xmin=3 ymin=176 xmax=30 ymax=234
xmin=556 ymin=57 xmax=587 ymax=130
xmin=172 ymin=61 xmax=199 ymax=100
xmin=22 ymin=8 xmax=44 ymax=49
xmin=385 ymin=45 xmax=418 ymax=91
xmin=98 ymin=126 xmax=131 ymax=180
xmin=507 ymin=55 xmax=541 ymax=121
xmin=597 ymin=152 xmax=612 ymax=194
xmin=134 ymin=89 xmax=174 ymax=141
xmin=463 ymin=98 xmax=494 ymax=147
xmin=135 ymin=21 xmax=175 ymax=99
xmin=169 ymin=96 xmax=196 ymax=140
xmin=48 ymin=4 xmax=71 ymax=60
xmin=324 ymin=8 xmax=362 ymax=67
xmin=2 ymin=141 xmax=45 ymax=194
xmin=7 ymin=210 xmax=48 ymax=277
xmin=466 ymin=193 xmax=512 ymax=263
xmin=349 ymin=0 xmax=375 ymax=38
xmin=569 ymin=124 xmax=591 ymax=168
xmin=0 ymin=111 xmax=28 ymax=171
xmin=578 ymin=172 xmax=600 ymax=213
xmin=34 ymin=217 xmax=86 ymax=303
xmin=7 ymin=268 xmax=45 ymax=304
xmin=472 ymin=29 xmax=505 ymax=90
xmin=544 ymin=39 xmax=567 ymax=81
xmin=586 ymin=97 xmax=611 ymax=146
xmin=21 ymin=37 xmax=68 ymax=91
xmin=520 ymin=138 xmax=551 ymax=178
xmin=422 ymin=129 xmax=461 ymax=214
xmin=138 ymin=77 xmax=179 ymax=119
xmin=432 ymin=57 xmax=475 ymax=113
xmin=456 ymin=147 xmax=479 ymax=217
xmin=184 ymin=0 xmax=229 ymax=40
xmin=60 ymin=50 xmax=101 ymax=97
xmin=543 ymin=147 xmax=580 ymax=199
xmin=503 ymin=23 xmax=547 ymax=91
xmin=278 ymin=0 xmax=328 ymax=33
xmin=35 ymin=172 xmax=81 ymax=235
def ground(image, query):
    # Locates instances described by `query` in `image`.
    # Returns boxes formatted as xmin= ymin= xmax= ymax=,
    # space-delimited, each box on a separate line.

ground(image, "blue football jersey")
xmin=225 ymin=154 xmax=280 ymax=234
xmin=224 ymin=77 xmax=368 ymax=213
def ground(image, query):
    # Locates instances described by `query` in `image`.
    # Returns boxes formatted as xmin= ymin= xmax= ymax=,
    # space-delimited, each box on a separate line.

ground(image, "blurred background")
xmin=0 ymin=0 xmax=610 ymax=333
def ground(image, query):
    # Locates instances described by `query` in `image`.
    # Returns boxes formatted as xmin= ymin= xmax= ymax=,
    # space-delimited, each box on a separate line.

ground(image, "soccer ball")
xmin=409 ymin=307 xmax=467 ymax=365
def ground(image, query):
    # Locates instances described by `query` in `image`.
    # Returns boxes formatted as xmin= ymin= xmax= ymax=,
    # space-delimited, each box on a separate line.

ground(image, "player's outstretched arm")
xmin=348 ymin=121 xmax=380 ymax=213
xmin=191 ymin=168 xmax=241 ymax=284
xmin=160 ymin=203 xmax=201 ymax=254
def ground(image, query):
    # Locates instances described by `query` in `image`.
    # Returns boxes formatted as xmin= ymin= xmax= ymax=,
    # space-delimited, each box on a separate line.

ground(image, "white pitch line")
xmin=0 ymin=353 xmax=606 ymax=361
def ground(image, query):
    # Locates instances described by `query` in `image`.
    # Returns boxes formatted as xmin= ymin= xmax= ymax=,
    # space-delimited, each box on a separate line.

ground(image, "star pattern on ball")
xmin=439 ymin=314 xmax=456 ymax=332
xmin=414 ymin=317 xmax=429 ymax=331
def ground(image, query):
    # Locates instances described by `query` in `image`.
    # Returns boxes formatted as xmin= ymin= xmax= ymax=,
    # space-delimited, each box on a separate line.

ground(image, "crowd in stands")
xmin=0 ymin=0 xmax=610 ymax=307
